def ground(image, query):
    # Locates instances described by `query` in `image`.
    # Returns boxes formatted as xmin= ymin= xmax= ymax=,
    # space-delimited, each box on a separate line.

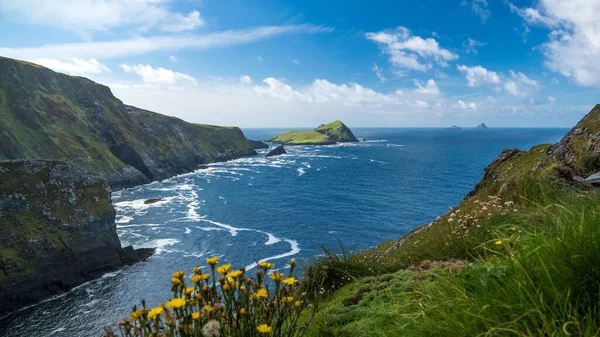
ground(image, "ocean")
xmin=0 ymin=127 xmax=569 ymax=336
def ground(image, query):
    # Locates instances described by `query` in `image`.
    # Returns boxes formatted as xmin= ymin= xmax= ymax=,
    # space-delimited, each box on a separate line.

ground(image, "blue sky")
xmin=0 ymin=0 xmax=598 ymax=127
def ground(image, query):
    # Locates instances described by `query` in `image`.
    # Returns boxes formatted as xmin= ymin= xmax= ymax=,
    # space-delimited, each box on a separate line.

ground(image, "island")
xmin=269 ymin=120 xmax=358 ymax=145
xmin=475 ymin=122 xmax=488 ymax=130
xmin=447 ymin=125 xmax=462 ymax=130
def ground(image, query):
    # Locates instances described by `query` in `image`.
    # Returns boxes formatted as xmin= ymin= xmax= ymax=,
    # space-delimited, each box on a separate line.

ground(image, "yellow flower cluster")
xmin=106 ymin=257 xmax=314 ymax=337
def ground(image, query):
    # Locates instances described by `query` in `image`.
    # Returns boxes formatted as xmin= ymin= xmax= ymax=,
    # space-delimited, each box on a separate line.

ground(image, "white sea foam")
xmin=297 ymin=168 xmax=305 ymax=176
xmin=151 ymin=238 xmax=180 ymax=254
xmin=199 ymin=219 xmax=250 ymax=236
xmin=114 ymin=197 xmax=175 ymax=213
xmin=262 ymin=232 xmax=282 ymax=245
xmin=245 ymin=239 xmax=301 ymax=271
xmin=185 ymin=227 xmax=191 ymax=234
xmin=116 ymin=215 xmax=134 ymax=224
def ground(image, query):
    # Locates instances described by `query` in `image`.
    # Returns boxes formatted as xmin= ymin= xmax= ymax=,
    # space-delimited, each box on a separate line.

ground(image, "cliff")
xmin=0 ymin=56 xmax=256 ymax=190
xmin=0 ymin=160 xmax=154 ymax=315
xmin=269 ymin=120 xmax=357 ymax=145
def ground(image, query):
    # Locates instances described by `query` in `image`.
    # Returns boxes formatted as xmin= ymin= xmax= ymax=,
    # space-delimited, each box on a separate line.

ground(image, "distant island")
xmin=447 ymin=125 xmax=462 ymax=130
xmin=269 ymin=120 xmax=358 ymax=145
xmin=475 ymin=122 xmax=488 ymax=130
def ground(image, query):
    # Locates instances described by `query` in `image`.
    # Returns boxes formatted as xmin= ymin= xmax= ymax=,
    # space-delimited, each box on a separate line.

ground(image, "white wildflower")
xmin=202 ymin=319 xmax=221 ymax=337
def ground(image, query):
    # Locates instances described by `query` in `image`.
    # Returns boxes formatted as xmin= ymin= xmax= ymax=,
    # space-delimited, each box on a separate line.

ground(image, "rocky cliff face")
xmin=0 ymin=160 xmax=154 ymax=315
xmin=0 ymin=57 xmax=256 ymax=189
xmin=547 ymin=104 xmax=600 ymax=178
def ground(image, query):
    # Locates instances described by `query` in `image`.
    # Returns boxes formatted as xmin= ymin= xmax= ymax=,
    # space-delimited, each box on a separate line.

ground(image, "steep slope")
xmin=269 ymin=120 xmax=357 ymax=145
xmin=547 ymin=104 xmax=600 ymax=178
xmin=0 ymin=57 xmax=255 ymax=189
xmin=314 ymin=120 xmax=358 ymax=142
xmin=0 ymin=160 xmax=154 ymax=315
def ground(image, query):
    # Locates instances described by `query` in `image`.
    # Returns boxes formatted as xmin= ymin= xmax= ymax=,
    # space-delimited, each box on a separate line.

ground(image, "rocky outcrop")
xmin=249 ymin=140 xmax=269 ymax=149
xmin=547 ymin=104 xmax=600 ymax=177
xmin=265 ymin=145 xmax=287 ymax=158
xmin=0 ymin=160 xmax=154 ymax=315
xmin=447 ymin=125 xmax=462 ymax=130
xmin=475 ymin=123 xmax=488 ymax=130
xmin=0 ymin=57 xmax=256 ymax=190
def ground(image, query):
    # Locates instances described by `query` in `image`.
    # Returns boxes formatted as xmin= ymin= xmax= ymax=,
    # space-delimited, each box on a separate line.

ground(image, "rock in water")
xmin=475 ymin=123 xmax=488 ymax=130
xmin=265 ymin=145 xmax=287 ymax=158
xmin=0 ymin=159 xmax=154 ymax=315
xmin=268 ymin=120 xmax=357 ymax=145
xmin=447 ymin=125 xmax=462 ymax=130
xmin=144 ymin=197 xmax=166 ymax=204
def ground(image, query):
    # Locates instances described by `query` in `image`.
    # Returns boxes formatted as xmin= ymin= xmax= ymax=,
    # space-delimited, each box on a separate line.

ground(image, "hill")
xmin=269 ymin=120 xmax=357 ymax=145
xmin=0 ymin=56 xmax=255 ymax=189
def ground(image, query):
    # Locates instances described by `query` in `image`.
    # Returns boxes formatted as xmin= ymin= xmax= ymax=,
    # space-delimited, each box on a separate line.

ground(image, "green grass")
xmin=302 ymin=191 xmax=600 ymax=337
xmin=315 ymin=120 xmax=358 ymax=142
xmin=269 ymin=130 xmax=334 ymax=145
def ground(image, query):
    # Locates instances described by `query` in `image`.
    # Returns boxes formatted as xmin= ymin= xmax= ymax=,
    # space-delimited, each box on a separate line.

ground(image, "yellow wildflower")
xmin=184 ymin=287 xmax=194 ymax=295
xmin=256 ymin=288 xmax=267 ymax=298
xmin=257 ymin=324 xmax=272 ymax=334
xmin=166 ymin=298 xmax=187 ymax=309
xmin=282 ymin=277 xmax=298 ymax=285
xmin=192 ymin=312 xmax=200 ymax=320
xmin=290 ymin=259 xmax=296 ymax=267
xmin=222 ymin=284 xmax=230 ymax=291
xmin=207 ymin=256 xmax=219 ymax=266
xmin=171 ymin=277 xmax=181 ymax=286
xmin=147 ymin=307 xmax=163 ymax=320
xmin=259 ymin=261 xmax=274 ymax=269
xmin=201 ymin=273 xmax=210 ymax=280
xmin=217 ymin=264 xmax=231 ymax=274
xmin=228 ymin=270 xmax=243 ymax=278
xmin=240 ymin=307 xmax=247 ymax=315
xmin=240 ymin=285 xmax=246 ymax=291
xmin=193 ymin=267 xmax=201 ymax=274
xmin=281 ymin=296 xmax=293 ymax=303
xmin=270 ymin=272 xmax=283 ymax=282
xmin=129 ymin=309 xmax=144 ymax=321
xmin=294 ymin=300 xmax=302 ymax=308
xmin=511 ymin=227 xmax=517 ymax=231
xmin=191 ymin=274 xmax=202 ymax=284
xmin=172 ymin=270 xmax=185 ymax=279
xmin=119 ymin=320 xmax=127 ymax=326
xmin=495 ymin=240 xmax=503 ymax=245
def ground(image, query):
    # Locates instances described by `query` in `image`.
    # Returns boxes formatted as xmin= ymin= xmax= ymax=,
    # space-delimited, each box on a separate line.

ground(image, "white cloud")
xmin=0 ymin=25 xmax=334 ymax=61
xmin=239 ymin=75 xmax=252 ymax=84
xmin=457 ymin=65 xmax=501 ymax=86
xmin=33 ymin=57 xmax=110 ymax=75
xmin=372 ymin=63 xmax=386 ymax=83
xmin=414 ymin=100 xmax=429 ymax=108
xmin=169 ymin=55 xmax=177 ymax=62
xmin=454 ymin=100 xmax=477 ymax=111
xmin=366 ymin=27 xmax=458 ymax=72
xmin=257 ymin=56 xmax=264 ymax=61
xmin=509 ymin=1 xmax=600 ymax=86
xmin=0 ymin=0 xmax=204 ymax=35
xmin=463 ymin=38 xmax=486 ymax=54
xmin=503 ymin=71 xmax=537 ymax=97
xmin=292 ymin=59 xmax=300 ymax=64
xmin=462 ymin=0 xmax=491 ymax=23
xmin=548 ymin=96 xmax=556 ymax=103
xmin=414 ymin=79 xmax=440 ymax=95
xmin=120 ymin=64 xmax=197 ymax=87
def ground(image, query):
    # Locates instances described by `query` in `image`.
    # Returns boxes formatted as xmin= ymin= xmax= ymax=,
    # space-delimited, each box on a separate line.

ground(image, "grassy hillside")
xmin=0 ymin=56 xmax=255 ymax=189
xmin=269 ymin=130 xmax=334 ymax=145
xmin=269 ymin=120 xmax=357 ymax=145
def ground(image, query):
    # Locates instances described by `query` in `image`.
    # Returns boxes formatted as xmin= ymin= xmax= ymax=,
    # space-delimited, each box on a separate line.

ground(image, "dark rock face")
xmin=547 ymin=104 xmax=600 ymax=177
xmin=475 ymin=123 xmax=488 ymax=130
xmin=467 ymin=148 xmax=522 ymax=197
xmin=0 ymin=160 xmax=154 ymax=315
xmin=0 ymin=57 xmax=256 ymax=190
xmin=249 ymin=140 xmax=269 ymax=149
xmin=265 ymin=145 xmax=287 ymax=158
xmin=144 ymin=197 xmax=166 ymax=204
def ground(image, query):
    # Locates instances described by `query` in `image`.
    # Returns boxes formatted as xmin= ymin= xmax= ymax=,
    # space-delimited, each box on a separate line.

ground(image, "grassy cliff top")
xmin=269 ymin=130 xmax=334 ymax=145
xmin=269 ymin=120 xmax=357 ymax=145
